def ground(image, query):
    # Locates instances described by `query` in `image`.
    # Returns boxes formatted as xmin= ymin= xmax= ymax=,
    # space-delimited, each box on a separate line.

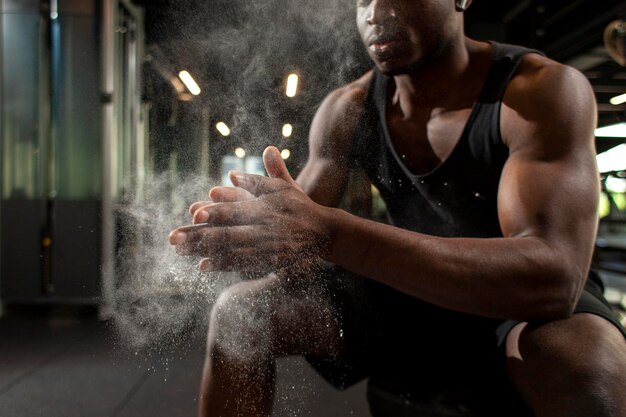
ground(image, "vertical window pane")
xmin=2 ymin=13 xmax=43 ymax=200
xmin=52 ymin=12 xmax=101 ymax=199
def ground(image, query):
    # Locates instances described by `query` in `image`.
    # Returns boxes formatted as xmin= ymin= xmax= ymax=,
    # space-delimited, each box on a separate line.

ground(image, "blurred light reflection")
xmin=282 ymin=123 xmax=293 ymax=137
xmin=178 ymin=70 xmax=201 ymax=95
xmin=216 ymin=122 xmax=231 ymax=136
xmin=286 ymin=73 xmax=298 ymax=97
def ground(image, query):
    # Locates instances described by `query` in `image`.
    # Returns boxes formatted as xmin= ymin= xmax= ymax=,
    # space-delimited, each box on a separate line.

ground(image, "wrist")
xmin=318 ymin=206 xmax=344 ymax=262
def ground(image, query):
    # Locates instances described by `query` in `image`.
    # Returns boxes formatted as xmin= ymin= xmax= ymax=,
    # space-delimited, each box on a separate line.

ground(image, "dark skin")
xmin=171 ymin=1 xmax=626 ymax=416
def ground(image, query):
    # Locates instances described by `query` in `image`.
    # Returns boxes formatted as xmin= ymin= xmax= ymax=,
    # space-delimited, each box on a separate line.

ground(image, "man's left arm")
xmin=497 ymin=59 xmax=600 ymax=315
xmin=324 ymin=60 xmax=599 ymax=321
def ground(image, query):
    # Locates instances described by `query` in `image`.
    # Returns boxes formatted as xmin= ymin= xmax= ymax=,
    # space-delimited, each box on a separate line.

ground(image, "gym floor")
xmin=1 ymin=269 xmax=623 ymax=417
xmin=0 ymin=314 xmax=370 ymax=417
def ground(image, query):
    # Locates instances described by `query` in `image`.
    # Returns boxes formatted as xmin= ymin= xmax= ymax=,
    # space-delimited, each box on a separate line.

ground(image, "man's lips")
xmin=369 ymin=38 xmax=402 ymax=54
xmin=369 ymin=40 xmax=402 ymax=53
xmin=368 ymin=33 xmax=405 ymax=54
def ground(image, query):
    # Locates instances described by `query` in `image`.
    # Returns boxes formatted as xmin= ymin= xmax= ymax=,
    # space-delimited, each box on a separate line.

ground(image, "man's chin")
xmin=376 ymin=55 xmax=435 ymax=77
xmin=376 ymin=61 xmax=413 ymax=77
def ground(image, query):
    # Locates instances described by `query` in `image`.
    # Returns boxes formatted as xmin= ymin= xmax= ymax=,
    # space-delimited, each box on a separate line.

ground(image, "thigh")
xmin=505 ymin=313 xmax=626 ymax=416
xmin=504 ymin=275 xmax=626 ymax=365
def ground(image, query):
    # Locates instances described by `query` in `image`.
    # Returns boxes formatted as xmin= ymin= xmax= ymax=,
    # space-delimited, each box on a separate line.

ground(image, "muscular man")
xmin=170 ymin=1 xmax=626 ymax=415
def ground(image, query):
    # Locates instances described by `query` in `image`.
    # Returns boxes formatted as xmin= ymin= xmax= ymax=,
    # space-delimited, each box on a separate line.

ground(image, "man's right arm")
xmin=297 ymin=71 xmax=372 ymax=207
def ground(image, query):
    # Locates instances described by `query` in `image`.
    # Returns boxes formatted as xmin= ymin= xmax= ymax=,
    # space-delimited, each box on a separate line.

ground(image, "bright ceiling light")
xmin=610 ymin=93 xmax=626 ymax=106
xmin=216 ymin=122 xmax=231 ymax=137
xmin=178 ymin=70 xmax=201 ymax=96
xmin=595 ymin=122 xmax=626 ymax=138
xmin=280 ymin=149 xmax=291 ymax=160
xmin=282 ymin=124 xmax=293 ymax=138
xmin=597 ymin=144 xmax=626 ymax=173
xmin=235 ymin=147 xmax=246 ymax=158
xmin=286 ymin=73 xmax=299 ymax=98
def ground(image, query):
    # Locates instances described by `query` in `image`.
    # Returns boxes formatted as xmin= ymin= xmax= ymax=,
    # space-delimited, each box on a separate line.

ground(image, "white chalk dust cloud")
xmin=109 ymin=5 xmax=371 ymax=415
xmin=111 ymin=0 xmax=367 ymax=351
xmin=111 ymin=174 xmax=239 ymax=351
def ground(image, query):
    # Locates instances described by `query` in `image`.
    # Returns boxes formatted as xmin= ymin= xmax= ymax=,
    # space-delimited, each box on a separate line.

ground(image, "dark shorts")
xmin=496 ymin=270 xmax=626 ymax=345
xmin=306 ymin=268 xmax=625 ymax=414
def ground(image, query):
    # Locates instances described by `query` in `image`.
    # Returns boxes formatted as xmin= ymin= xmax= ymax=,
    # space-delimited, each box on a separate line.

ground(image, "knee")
xmin=206 ymin=283 xmax=275 ymax=364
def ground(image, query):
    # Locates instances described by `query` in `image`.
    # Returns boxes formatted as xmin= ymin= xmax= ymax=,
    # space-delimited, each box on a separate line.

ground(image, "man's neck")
xmin=391 ymin=37 xmax=487 ymax=117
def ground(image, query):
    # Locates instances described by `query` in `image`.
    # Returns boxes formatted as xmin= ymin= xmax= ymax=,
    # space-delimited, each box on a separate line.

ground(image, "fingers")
xmin=169 ymin=223 xmax=315 ymax=273
xmin=188 ymin=186 xmax=254 ymax=215
xmin=263 ymin=146 xmax=302 ymax=191
xmin=192 ymin=204 xmax=212 ymax=224
xmin=190 ymin=201 xmax=220 ymax=224
xmin=169 ymin=225 xmax=271 ymax=271
xmin=189 ymin=201 xmax=211 ymax=216
xmin=169 ymin=224 xmax=242 ymax=253
xmin=189 ymin=145 xmax=298 ymax=218
xmin=171 ymin=225 xmax=240 ymax=263
xmin=189 ymin=188 xmax=257 ymax=224
xmin=223 ymin=145 xmax=303 ymax=197
xmin=208 ymin=186 xmax=255 ymax=202
xmin=176 ymin=199 xmax=267 ymax=237
xmin=229 ymin=171 xmax=290 ymax=197
xmin=263 ymin=146 xmax=291 ymax=181
xmin=193 ymin=199 xmax=265 ymax=225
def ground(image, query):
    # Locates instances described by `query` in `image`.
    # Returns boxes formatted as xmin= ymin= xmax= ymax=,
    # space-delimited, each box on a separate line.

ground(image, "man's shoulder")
xmin=307 ymin=70 xmax=375 ymax=156
xmin=310 ymin=69 xmax=374 ymax=139
xmin=501 ymin=51 xmax=596 ymax=151
xmin=507 ymin=53 xmax=592 ymax=106
xmin=346 ymin=69 xmax=375 ymax=95
xmin=321 ymin=69 xmax=374 ymax=116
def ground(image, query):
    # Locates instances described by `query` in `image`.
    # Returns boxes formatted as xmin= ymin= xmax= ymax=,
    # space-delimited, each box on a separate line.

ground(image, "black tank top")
xmin=351 ymin=42 xmax=541 ymax=238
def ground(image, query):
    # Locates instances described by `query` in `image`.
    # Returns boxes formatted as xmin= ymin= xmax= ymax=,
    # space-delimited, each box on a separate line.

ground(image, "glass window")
xmin=51 ymin=11 xmax=101 ymax=199
xmin=1 ymin=13 xmax=44 ymax=200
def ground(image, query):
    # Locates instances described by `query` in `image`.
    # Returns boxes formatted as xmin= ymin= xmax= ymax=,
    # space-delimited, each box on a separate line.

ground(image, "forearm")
xmin=323 ymin=208 xmax=587 ymax=321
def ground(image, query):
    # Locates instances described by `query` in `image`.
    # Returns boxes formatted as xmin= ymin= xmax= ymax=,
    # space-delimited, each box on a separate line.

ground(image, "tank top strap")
xmin=478 ymin=41 xmax=544 ymax=103
xmin=467 ymin=41 xmax=544 ymax=170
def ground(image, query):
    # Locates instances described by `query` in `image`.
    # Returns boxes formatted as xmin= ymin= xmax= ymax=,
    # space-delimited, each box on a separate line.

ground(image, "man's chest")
xmin=386 ymin=106 xmax=474 ymax=175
